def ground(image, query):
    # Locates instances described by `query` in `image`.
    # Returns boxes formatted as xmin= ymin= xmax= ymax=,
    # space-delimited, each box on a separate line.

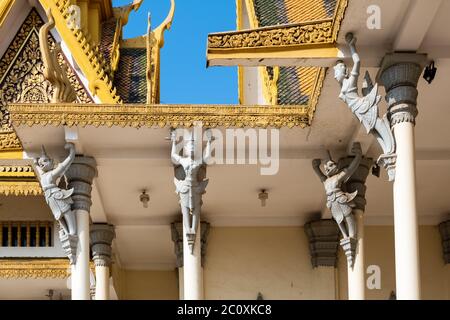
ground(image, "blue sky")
xmin=112 ymin=0 xmax=238 ymax=104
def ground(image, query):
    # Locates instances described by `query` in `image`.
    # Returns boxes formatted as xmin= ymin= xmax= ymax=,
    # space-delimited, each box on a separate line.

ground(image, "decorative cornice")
xmin=0 ymin=181 xmax=42 ymax=196
xmin=0 ymin=258 xmax=70 ymax=279
xmin=0 ymin=165 xmax=35 ymax=178
xmin=8 ymin=103 xmax=310 ymax=128
xmin=208 ymin=20 xmax=334 ymax=50
xmin=0 ymin=258 xmax=95 ymax=278
xmin=0 ymin=131 xmax=22 ymax=151
xmin=208 ymin=0 xmax=347 ymax=50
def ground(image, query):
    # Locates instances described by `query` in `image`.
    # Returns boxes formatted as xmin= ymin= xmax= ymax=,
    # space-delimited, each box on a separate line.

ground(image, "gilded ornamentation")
xmin=8 ymin=103 xmax=311 ymax=129
xmin=0 ymin=165 xmax=35 ymax=177
xmin=39 ymin=8 xmax=76 ymax=103
xmin=40 ymin=0 xmax=121 ymax=103
xmin=0 ymin=131 xmax=21 ymax=150
xmin=0 ymin=181 xmax=42 ymax=196
xmin=0 ymin=259 xmax=95 ymax=279
xmin=0 ymin=9 xmax=92 ymax=150
xmin=208 ymin=21 xmax=334 ymax=49
xmin=147 ymin=0 xmax=175 ymax=104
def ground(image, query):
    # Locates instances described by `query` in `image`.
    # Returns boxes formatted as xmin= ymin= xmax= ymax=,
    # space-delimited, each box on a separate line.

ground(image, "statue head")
xmin=334 ymin=60 xmax=347 ymax=83
xmin=324 ymin=160 xmax=339 ymax=177
xmin=37 ymin=146 xmax=54 ymax=172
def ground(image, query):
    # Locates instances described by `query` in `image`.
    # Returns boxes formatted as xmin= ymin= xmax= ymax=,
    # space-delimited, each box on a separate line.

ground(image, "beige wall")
xmin=338 ymin=225 xmax=450 ymax=300
xmin=111 ymin=225 xmax=449 ymax=300
xmin=112 ymin=268 xmax=179 ymax=300
xmin=203 ymin=227 xmax=336 ymax=300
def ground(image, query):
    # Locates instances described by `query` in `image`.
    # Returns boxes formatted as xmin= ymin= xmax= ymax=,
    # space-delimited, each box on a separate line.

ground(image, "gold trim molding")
xmin=208 ymin=0 xmax=348 ymax=51
xmin=8 ymin=103 xmax=310 ymax=128
xmin=0 ymin=181 xmax=42 ymax=196
xmin=0 ymin=259 xmax=70 ymax=279
xmin=0 ymin=259 xmax=95 ymax=279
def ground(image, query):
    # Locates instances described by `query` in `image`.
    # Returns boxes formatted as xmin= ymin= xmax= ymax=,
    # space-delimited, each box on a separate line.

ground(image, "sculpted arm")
xmin=346 ymin=33 xmax=360 ymax=86
xmin=341 ymin=142 xmax=362 ymax=182
xmin=170 ymin=130 xmax=181 ymax=165
xmin=312 ymin=159 xmax=327 ymax=182
xmin=203 ymin=130 xmax=213 ymax=164
xmin=53 ymin=143 xmax=75 ymax=177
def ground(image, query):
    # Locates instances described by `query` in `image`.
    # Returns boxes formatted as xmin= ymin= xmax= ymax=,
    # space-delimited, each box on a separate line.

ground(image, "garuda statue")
xmin=171 ymin=129 xmax=212 ymax=253
xmin=34 ymin=143 xmax=76 ymax=237
xmin=334 ymin=33 xmax=396 ymax=180
xmin=312 ymin=142 xmax=362 ymax=239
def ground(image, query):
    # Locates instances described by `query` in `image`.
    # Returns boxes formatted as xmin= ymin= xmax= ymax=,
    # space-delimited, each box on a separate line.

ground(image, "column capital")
xmin=171 ymin=221 xmax=210 ymax=268
xmin=438 ymin=220 xmax=450 ymax=264
xmin=90 ymin=223 xmax=115 ymax=267
xmin=304 ymin=219 xmax=340 ymax=268
xmin=377 ymin=53 xmax=428 ymax=126
xmin=338 ymin=157 xmax=373 ymax=212
xmin=65 ymin=156 xmax=97 ymax=212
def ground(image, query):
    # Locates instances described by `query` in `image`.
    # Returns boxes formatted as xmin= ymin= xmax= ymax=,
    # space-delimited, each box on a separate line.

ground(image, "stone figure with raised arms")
xmin=171 ymin=129 xmax=212 ymax=253
xmin=312 ymin=142 xmax=362 ymax=239
xmin=34 ymin=143 xmax=76 ymax=236
xmin=334 ymin=33 xmax=396 ymax=179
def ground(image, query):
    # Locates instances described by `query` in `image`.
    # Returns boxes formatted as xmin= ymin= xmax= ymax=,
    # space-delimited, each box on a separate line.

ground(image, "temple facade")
xmin=0 ymin=0 xmax=449 ymax=300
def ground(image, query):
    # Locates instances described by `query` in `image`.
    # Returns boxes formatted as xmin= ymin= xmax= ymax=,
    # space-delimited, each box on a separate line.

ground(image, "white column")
xmin=337 ymin=157 xmax=371 ymax=300
xmin=378 ymin=54 xmax=426 ymax=300
xmin=72 ymin=210 xmax=90 ymax=300
xmin=65 ymin=156 xmax=98 ymax=301
xmin=392 ymin=120 xmax=420 ymax=299
xmin=347 ymin=209 xmax=365 ymax=300
xmin=90 ymin=223 xmax=115 ymax=300
xmin=178 ymin=267 xmax=184 ymax=300
xmin=183 ymin=223 xmax=203 ymax=300
xmin=94 ymin=266 xmax=110 ymax=300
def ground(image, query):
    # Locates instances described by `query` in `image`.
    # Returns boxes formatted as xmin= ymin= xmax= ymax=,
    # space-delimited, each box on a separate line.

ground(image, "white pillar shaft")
xmin=347 ymin=210 xmax=365 ymax=300
xmin=72 ymin=210 xmax=91 ymax=300
xmin=393 ymin=121 xmax=421 ymax=300
xmin=95 ymin=266 xmax=110 ymax=300
xmin=183 ymin=225 xmax=203 ymax=300
xmin=178 ymin=267 xmax=184 ymax=300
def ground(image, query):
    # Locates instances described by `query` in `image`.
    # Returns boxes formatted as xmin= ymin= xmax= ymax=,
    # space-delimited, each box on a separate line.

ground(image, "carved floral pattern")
xmin=0 ymin=10 xmax=92 ymax=150
xmin=208 ymin=21 xmax=333 ymax=49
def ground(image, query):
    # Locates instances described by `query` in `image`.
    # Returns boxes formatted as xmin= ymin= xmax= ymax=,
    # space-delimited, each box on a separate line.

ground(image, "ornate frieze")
xmin=0 ymin=259 xmax=70 ymax=279
xmin=0 ymin=181 xmax=42 ymax=196
xmin=208 ymin=21 xmax=334 ymax=50
xmin=304 ymin=219 xmax=340 ymax=268
xmin=8 ymin=103 xmax=311 ymax=128
xmin=208 ymin=0 xmax=348 ymax=50
xmin=0 ymin=258 xmax=95 ymax=279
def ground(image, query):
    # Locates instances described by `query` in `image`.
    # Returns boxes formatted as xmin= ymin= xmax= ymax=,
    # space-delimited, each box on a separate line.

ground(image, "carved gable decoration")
xmin=0 ymin=9 xmax=92 ymax=150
